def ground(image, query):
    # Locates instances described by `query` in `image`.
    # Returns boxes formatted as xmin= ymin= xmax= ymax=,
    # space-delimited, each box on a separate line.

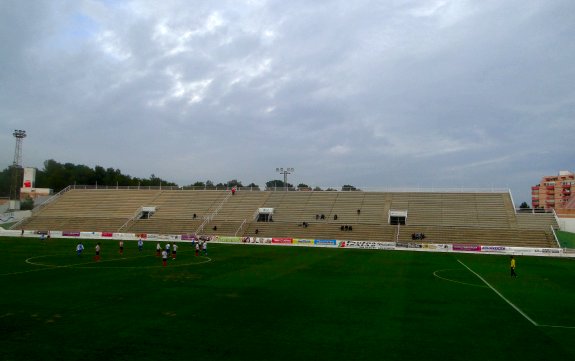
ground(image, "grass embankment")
xmin=556 ymin=230 xmax=575 ymax=248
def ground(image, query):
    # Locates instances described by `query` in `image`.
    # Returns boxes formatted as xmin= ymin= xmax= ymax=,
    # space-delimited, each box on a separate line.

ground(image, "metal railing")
xmin=235 ymin=219 xmax=247 ymax=236
xmin=118 ymin=207 xmax=144 ymax=232
xmin=195 ymin=193 xmax=232 ymax=234
xmin=64 ymin=184 xmax=510 ymax=193
xmin=10 ymin=185 xmax=73 ymax=230
xmin=550 ymin=225 xmax=561 ymax=248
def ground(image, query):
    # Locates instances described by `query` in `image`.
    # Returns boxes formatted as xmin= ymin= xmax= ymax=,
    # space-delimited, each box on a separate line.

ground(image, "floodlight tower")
xmin=10 ymin=130 xmax=27 ymax=202
xmin=275 ymin=167 xmax=294 ymax=191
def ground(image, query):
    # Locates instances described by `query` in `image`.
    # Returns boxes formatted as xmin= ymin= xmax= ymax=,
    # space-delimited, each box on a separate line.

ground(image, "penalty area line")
xmin=457 ymin=259 xmax=538 ymax=326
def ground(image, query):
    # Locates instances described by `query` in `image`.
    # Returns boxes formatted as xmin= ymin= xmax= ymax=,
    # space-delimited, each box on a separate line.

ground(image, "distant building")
xmin=531 ymin=170 xmax=574 ymax=210
xmin=20 ymin=167 xmax=53 ymax=200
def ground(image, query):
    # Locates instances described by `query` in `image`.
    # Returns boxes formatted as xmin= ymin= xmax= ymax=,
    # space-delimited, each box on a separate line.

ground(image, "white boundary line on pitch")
xmin=457 ymin=259 xmax=575 ymax=329
xmin=433 ymin=269 xmax=488 ymax=288
xmin=0 ymin=251 xmax=211 ymax=276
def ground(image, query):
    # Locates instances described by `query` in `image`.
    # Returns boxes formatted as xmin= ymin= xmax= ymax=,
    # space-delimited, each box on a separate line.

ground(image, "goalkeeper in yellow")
xmin=510 ymin=256 xmax=517 ymax=277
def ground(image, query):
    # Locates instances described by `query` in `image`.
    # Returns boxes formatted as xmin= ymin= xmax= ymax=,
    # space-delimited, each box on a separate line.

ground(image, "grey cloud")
xmin=0 ymin=0 xmax=573 ymax=203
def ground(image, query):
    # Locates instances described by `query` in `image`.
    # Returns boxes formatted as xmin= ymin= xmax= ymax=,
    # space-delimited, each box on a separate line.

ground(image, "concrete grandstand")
xmin=11 ymin=186 xmax=559 ymax=248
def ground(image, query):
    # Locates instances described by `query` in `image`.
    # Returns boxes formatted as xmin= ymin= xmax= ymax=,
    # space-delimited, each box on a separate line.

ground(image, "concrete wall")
xmin=557 ymin=217 xmax=575 ymax=233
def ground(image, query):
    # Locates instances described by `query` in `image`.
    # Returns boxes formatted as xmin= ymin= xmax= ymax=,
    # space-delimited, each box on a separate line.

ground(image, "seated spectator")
xmin=357 ymin=209 xmax=361 ymax=215
xmin=316 ymin=214 xmax=319 ymax=220
xmin=344 ymin=225 xmax=349 ymax=231
xmin=255 ymin=228 xmax=259 ymax=234
xmin=334 ymin=214 xmax=338 ymax=220
xmin=213 ymin=226 xmax=217 ymax=231
xmin=348 ymin=225 xmax=352 ymax=231
xmin=341 ymin=225 xmax=345 ymax=231
xmin=321 ymin=214 xmax=325 ymax=220
xmin=193 ymin=213 xmax=197 ymax=219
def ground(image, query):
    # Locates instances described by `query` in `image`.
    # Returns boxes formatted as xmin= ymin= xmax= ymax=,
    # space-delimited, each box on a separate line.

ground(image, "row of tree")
xmin=0 ymin=159 xmax=360 ymax=197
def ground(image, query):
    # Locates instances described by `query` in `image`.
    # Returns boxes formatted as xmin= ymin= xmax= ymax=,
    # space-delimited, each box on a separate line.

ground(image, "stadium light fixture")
xmin=276 ymin=167 xmax=294 ymax=191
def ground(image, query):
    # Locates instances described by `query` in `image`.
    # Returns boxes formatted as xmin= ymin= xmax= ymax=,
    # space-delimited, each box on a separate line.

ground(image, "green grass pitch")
xmin=1 ymin=237 xmax=574 ymax=361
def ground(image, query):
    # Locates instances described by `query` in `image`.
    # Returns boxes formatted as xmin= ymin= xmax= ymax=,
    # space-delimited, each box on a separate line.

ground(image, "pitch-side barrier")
xmin=0 ymin=229 xmax=571 ymax=258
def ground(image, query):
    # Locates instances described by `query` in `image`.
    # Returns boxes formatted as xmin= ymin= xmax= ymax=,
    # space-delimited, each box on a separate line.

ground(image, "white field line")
xmin=458 ymin=259 xmax=575 ymax=329
xmin=433 ymin=269 xmax=488 ymax=288
xmin=457 ymin=259 xmax=539 ymax=326
xmin=0 ymin=249 xmax=211 ymax=276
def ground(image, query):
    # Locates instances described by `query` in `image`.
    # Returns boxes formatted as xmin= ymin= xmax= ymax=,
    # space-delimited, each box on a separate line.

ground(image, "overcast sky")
xmin=1 ymin=0 xmax=574 ymax=203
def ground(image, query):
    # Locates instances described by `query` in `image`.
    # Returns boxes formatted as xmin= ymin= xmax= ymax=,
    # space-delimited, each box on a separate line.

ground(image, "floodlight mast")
xmin=10 ymin=130 xmax=27 ymax=202
xmin=275 ymin=167 xmax=294 ymax=191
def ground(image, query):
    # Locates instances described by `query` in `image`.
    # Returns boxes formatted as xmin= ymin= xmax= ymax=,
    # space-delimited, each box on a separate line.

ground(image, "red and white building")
xmin=531 ymin=171 xmax=574 ymax=210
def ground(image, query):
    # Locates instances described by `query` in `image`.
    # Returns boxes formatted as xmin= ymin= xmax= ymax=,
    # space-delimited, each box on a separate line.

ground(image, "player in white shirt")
xmin=95 ymin=243 xmax=101 ymax=262
xmin=162 ymin=250 xmax=168 ymax=267
xmin=172 ymin=243 xmax=178 ymax=259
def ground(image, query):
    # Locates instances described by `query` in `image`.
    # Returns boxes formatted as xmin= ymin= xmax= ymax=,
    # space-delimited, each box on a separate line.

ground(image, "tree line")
xmin=0 ymin=159 xmax=359 ymax=197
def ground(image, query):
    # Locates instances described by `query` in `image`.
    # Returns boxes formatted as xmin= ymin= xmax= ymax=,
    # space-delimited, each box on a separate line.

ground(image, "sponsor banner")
xmin=62 ymin=231 xmax=80 ymax=237
xmin=214 ymin=236 xmax=242 ymax=243
xmin=481 ymin=245 xmax=506 ymax=252
xmin=424 ymin=244 xmax=451 ymax=251
xmin=110 ymin=232 xmax=135 ymax=240
xmin=503 ymin=247 xmax=562 ymax=255
xmin=81 ymin=232 xmax=101 ymax=238
xmin=294 ymin=238 xmax=313 ymax=245
xmin=135 ymin=233 xmax=148 ymax=239
xmin=272 ymin=238 xmax=293 ymax=244
xmin=35 ymin=230 xmax=49 ymax=235
xmin=101 ymin=232 xmax=113 ymax=238
xmin=154 ymin=234 xmax=173 ymax=240
xmin=181 ymin=234 xmax=197 ymax=241
xmin=396 ymin=242 xmax=423 ymax=249
xmin=535 ymin=248 xmax=563 ymax=254
xmin=340 ymin=241 xmax=395 ymax=250
xmin=314 ymin=239 xmax=337 ymax=246
xmin=242 ymin=237 xmax=272 ymax=244
xmin=453 ymin=244 xmax=481 ymax=252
